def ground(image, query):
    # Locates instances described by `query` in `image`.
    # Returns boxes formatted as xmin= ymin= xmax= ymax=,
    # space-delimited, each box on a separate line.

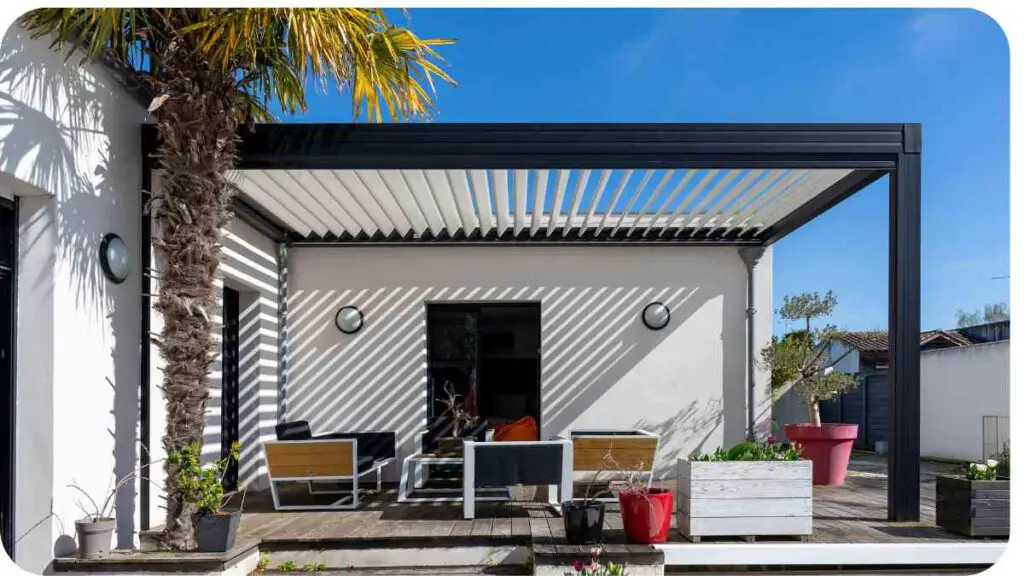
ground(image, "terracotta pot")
xmin=618 ymin=488 xmax=673 ymax=544
xmin=785 ymin=423 xmax=859 ymax=485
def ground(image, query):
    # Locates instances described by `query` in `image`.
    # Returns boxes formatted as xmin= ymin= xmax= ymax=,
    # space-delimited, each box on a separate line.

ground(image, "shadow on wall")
xmin=283 ymin=274 xmax=743 ymax=479
xmin=1 ymin=26 xmax=146 ymax=556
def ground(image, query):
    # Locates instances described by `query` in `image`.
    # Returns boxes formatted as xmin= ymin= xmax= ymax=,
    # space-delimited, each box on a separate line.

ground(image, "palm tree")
xmin=20 ymin=8 xmax=454 ymax=550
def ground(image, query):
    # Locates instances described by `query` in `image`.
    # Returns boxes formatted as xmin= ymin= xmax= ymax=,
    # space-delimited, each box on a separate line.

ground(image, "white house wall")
xmin=284 ymin=245 xmax=773 ymax=479
xmin=1 ymin=24 xmax=147 ymax=573
xmin=920 ymin=341 xmax=1010 ymax=461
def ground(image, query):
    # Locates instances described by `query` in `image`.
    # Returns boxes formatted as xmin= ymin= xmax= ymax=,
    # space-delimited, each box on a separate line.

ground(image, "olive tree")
xmin=760 ymin=291 xmax=858 ymax=426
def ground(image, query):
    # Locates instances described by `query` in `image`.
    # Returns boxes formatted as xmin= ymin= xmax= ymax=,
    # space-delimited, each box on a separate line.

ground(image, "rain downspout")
xmin=739 ymin=246 xmax=765 ymax=440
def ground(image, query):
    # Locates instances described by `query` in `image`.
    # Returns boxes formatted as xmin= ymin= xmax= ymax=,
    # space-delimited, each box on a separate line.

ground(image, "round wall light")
xmin=642 ymin=302 xmax=671 ymax=330
xmin=335 ymin=306 xmax=365 ymax=334
xmin=100 ymin=233 xmax=130 ymax=284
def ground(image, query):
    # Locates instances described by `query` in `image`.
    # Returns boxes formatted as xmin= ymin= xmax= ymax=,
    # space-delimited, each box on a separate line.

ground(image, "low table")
xmin=398 ymin=453 xmax=511 ymax=503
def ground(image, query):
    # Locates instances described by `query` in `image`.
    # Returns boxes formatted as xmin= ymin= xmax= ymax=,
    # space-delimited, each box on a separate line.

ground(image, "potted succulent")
xmin=168 ymin=441 xmax=243 ymax=552
xmin=436 ymin=382 xmax=473 ymax=456
xmin=761 ymin=291 xmax=859 ymax=485
xmin=936 ymin=445 xmax=1009 ymax=538
xmin=679 ymin=438 xmax=811 ymax=542
xmin=610 ymin=462 xmax=672 ymax=544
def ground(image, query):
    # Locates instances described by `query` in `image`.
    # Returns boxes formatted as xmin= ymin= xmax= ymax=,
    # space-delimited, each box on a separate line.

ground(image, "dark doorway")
xmin=0 ymin=199 xmax=16 ymax=559
xmin=425 ymin=303 xmax=541 ymax=449
xmin=221 ymin=287 xmax=240 ymax=490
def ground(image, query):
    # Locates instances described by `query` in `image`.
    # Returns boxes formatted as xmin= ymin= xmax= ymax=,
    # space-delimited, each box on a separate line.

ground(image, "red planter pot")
xmin=617 ymin=488 xmax=673 ymax=544
xmin=785 ymin=423 xmax=859 ymax=485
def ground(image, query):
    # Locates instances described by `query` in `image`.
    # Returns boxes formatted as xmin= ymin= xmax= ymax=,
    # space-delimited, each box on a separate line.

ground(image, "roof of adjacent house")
xmin=835 ymin=329 xmax=973 ymax=353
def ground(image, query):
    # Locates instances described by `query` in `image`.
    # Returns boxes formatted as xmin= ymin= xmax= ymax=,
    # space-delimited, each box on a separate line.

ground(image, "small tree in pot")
xmin=761 ymin=291 xmax=859 ymax=485
xmin=436 ymin=382 xmax=474 ymax=456
xmin=168 ymin=441 xmax=243 ymax=552
xmin=563 ymin=449 xmax=617 ymax=544
xmin=610 ymin=462 xmax=672 ymax=544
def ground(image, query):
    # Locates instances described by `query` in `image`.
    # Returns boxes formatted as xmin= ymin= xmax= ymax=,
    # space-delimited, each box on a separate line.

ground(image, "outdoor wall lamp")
xmin=335 ymin=305 xmax=364 ymax=334
xmin=99 ymin=233 xmax=130 ymax=284
xmin=642 ymin=302 xmax=670 ymax=330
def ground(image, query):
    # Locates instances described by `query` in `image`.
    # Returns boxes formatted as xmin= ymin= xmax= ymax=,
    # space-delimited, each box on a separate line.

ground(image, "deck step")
xmin=260 ymin=544 xmax=531 ymax=572
xmin=532 ymin=543 xmax=665 ymax=576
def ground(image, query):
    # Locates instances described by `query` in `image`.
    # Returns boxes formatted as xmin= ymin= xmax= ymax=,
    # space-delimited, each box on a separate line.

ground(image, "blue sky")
xmin=277 ymin=8 xmax=1009 ymax=334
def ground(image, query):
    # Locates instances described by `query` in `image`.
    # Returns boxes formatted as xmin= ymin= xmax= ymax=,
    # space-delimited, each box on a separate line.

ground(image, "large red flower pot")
xmin=785 ymin=423 xmax=859 ymax=485
xmin=617 ymin=488 xmax=673 ymax=544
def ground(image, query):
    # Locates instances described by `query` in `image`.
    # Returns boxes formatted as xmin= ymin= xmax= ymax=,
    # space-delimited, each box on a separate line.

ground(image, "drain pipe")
xmin=739 ymin=246 xmax=765 ymax=440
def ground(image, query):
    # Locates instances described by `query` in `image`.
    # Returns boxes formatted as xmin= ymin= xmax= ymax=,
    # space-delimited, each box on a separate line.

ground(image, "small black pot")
xmin=194 ymin=512 xmax=240 ymax=553
xmin=562 ymin=500 xmax=605 ymax=544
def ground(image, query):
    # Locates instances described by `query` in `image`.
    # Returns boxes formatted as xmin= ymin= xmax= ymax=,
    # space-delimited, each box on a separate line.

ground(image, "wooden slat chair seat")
xmin=264 ymin=420 xmax=399 ymax=508
xmin=263 ymin=439 xmax=361 ymax=510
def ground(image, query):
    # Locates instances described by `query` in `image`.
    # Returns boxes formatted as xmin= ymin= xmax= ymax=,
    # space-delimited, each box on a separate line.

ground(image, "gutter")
xmin=739 ymin=246 xmax=765 ymax=440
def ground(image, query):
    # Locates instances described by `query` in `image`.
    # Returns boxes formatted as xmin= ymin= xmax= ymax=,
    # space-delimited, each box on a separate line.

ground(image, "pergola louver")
xmin=229 ymin=167 xmax=855 ymax=242
xmin=139 ymin=123 xmax=921 ymax=528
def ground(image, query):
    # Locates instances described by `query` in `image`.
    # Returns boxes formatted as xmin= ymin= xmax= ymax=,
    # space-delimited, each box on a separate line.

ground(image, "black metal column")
xmin=888 ymin=125 xmax=921 ymax=522
xmin=139 ymin=154 xmax=152 ymax=531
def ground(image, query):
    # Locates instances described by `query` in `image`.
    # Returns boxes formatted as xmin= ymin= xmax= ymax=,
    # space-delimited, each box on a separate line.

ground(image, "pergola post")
xmin=888 ymin=124 xmax=922 ymax=521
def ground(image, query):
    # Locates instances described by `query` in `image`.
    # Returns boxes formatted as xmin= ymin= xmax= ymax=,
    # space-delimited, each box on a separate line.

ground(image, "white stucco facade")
xmin=284 ymin=245 xmax=773 ymax=479
xmin=1 ymin=24 xmax=147 ymax=574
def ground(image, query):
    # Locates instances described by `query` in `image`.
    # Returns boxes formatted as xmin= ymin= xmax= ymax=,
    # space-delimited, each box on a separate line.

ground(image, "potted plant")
xmin=67 ymin=483 xmax=117 ymax=559
xmin=436 ymin=382 xmax=473 ymax=456
xmin=936 ymin=445 xmax=1009 ymax=538
xmin=563 ymin=449 xmax=618 ymax=544
xmin=761 ymin=291 xmax=859 ymax=485
xmin=678 ymin=438 xmax=811 ymax=542
xmin=68 ymin=451 xmax=163 ymax=559
xmin=168 ymin=441 xmax=243 ymax=552
xmin=610 ymin=462 xmax=672 ymax=544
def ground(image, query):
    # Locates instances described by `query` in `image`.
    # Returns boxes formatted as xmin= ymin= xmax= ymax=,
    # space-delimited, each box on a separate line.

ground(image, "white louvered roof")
xmin=231 ymin=167 xmax=854 ymax=242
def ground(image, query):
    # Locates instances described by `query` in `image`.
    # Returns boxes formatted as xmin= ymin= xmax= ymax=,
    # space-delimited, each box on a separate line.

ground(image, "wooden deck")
xmin=236 ymin=453 xmax=992 ymax=548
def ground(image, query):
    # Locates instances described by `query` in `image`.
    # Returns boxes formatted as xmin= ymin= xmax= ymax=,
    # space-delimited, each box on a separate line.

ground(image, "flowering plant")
xmin=565 ymin=547 xmax=627 ymax=576
xmin=690 ymin=438 xmax=801 ymax=462
xmin=963 ymin=444 xmax=1009 ymax=481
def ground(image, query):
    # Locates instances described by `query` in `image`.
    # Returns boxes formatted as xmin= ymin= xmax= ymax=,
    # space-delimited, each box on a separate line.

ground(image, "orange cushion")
xmin=494 ymin=416 xmax=538 ymax=442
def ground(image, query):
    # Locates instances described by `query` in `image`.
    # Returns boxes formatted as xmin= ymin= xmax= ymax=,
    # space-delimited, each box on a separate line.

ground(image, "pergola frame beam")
xmin=139 ymin=122 xmax=922 ymax=525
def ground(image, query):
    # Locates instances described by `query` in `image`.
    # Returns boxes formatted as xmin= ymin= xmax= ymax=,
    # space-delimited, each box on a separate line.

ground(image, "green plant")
xmin=301 ymin=562 xmax=327 ymax=572
xmin=566 ymin=547 xmax=627 ymax=575
xmin=167 ymin=440 xmax=241 ymax=515
xmin=21 ymin=8 xmax=453 ymax=550
xmin=995 ymin=445 xmax=1010 ymax=479
xmin=277 ymin=560 xmax=297 ymax=571
xmin=760 ymin=291 xmax=858 ymax=425
xmin=965 ymin=444 xmax=1010 ymax=481
xmin=256 ymin=553 xmax=270 ymax=571
xmin=691 ymin=438 xmax=801 ymax=462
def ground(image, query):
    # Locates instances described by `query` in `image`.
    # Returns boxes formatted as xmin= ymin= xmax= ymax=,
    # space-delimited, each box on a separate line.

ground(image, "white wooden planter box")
xmin=676 ymin=459 xmax=813 ymax=542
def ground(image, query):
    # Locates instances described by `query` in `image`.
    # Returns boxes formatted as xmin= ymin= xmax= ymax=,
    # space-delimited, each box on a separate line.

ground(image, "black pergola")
xmin=139 ymin=122 xmax=921 ymax=526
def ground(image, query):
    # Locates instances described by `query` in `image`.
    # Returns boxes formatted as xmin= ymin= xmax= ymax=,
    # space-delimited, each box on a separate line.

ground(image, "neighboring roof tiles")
xmin=836 ymin=330 xmax=972 ymax=354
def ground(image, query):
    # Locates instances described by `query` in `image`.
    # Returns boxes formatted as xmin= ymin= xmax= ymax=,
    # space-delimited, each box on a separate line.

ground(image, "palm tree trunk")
xmin=152 ymin=37 xmax=241 ymax=550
